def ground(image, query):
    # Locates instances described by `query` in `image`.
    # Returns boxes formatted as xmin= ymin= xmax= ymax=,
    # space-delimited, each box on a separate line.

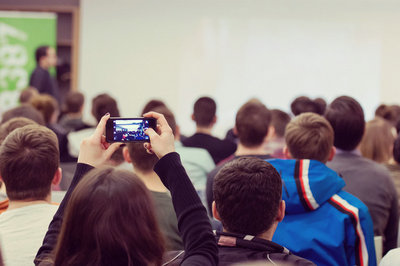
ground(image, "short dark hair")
xmin=127 ymin=143 xmax=158 ymax=173
xmin=270 ymin=109 xmax=291 ymax=137
xmin=324 ymin=96 xmax=365 ymax=151
xmin=152 ymin=106 xmax=177 ymax=135
xmin=141 ymin=99 xmax=167 ymax=115
xmin=0 ymin=117 xmax=37 ymax=145
xmin=193 ymin=97 xmax=216 ymax=127
xmin=375 ymin=104 xmax=400 ymax=126
xmin=91 ymin=94 xmax=120 ymax=122
xmin=0 ymin=125 xmax=59 ymax=200
xmin=213 ymin=157 xmax=282 ymax=236
xmin=30 ymin=94 xmax=58 ymax=124
xmin=291 ymin=96 xmax=321 ymax=116
xmin=35 ymin=46 xmax=49 ymax=64
xmin=65 ymin=91 xmax=84 ymax=113
xmin=1 ymin=104 xmax=45 ymax=125
xmin=19 ymin=87 xmax=38 ymax=104
xmin=394 ymin=134 xmax=400 ymax=164
xmin=235 ymin=101 xmax=271 ymax=147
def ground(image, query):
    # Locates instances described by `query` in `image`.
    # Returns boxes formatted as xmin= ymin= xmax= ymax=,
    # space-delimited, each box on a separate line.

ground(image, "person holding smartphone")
xmin=34 ymin=112 xmax=218 ymax=266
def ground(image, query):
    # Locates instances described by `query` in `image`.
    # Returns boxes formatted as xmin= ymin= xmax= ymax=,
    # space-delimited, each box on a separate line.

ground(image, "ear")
xmin=212 ymin=115 xmax=217 ymax=125
xmin=212 ymin=201 xmax=221 ymax=221
xmin=327 ymin=146 xmax=336 ymax=162
xmin=266 ymin=126 xmax=276 ymax=141
xmin=276 ymin=200 xmax=285 ymax=222
xmin=233 ymin=126 xmax=238 ymax=136
xmin=175 ymin=125 xmax=181 ymax=140
xmin=191 ymin=114 xmax=195 ymax=122
xmin=52 ymin=167 xmax=62 ymax=186
xmin=123 ymin=146 xmax=132 ymax=163
xmin=283 ymin=146 xmax=292 ymax=159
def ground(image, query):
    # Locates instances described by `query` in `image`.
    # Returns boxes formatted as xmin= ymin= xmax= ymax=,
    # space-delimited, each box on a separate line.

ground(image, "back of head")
xmin=290 ymin=96 xmax=321 ymax=116
xmin=91 ymin=94 xmax=120 ymax=122
xmin=30 ymin=94 xmax=58 ymax=124
xmin=19 ymin=87 xmax=38 ymax=104
xmin=285 ymin=112 xmax=334 ymax=163
xmin=270 ymin=109 xmax=291 ymax=138
xmin=54 ymin=167 xmax=164 ymax=265
xmin=127 ymin=143 xmax=158 ymax=173
xmin=1 ymin=104 xmax=45 ymax=125
xmin=152 ymin=106 xmax=177 ymax=135
xmin=393 ymin=134 xmax=400 ymax=164
xmin=0 ymin=117 xmax=37 ymax=145
xmin=0 ymin=125 xmax=59 ymax=201
xmin=324 ymin=96 xmax=365 ymax=151
xmin=64 ymin=91 xmax=84 ymax=114
xmin=235 ymin=101 xmax=271 ymax=147
xmin=213 ymin=157 xmax=282 ymax=236
xmin=193 ymin=96 xmax=216 ymax=127
xmin=375 ymin=104 xmax=400 ymax=126
xmin=141 ymin=99 xmax=167 ymax=115
xmin=360 ymin=118 xmax=396 ymax=163
xmin=35 ymin=46 xmax=49 ymax=65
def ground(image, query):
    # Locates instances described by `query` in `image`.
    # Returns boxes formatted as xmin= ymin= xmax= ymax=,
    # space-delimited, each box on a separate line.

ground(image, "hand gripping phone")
xmin=105 ymin=117 xmax=156 ymax=142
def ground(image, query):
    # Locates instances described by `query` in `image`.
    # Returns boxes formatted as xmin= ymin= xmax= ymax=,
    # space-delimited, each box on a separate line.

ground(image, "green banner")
xmin=0 ymin=11 xmax=56 ymax=112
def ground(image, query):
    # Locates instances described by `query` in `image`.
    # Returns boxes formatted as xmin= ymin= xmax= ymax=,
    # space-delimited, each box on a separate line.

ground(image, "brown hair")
xmin=213 ymin=157 xmax=282 ymax=236
xmin=127 ymin=143 xmax=158 ymax=173
xmin=0 ymin=117 xmax=37 ymax=145
xmin=91 ymin=94 xmax=120 ymax=122
xmin=53 ymin=167 xmax=164 ymax=266
xmin=64 ymin=91 xmax=84 ymax=113
xmin=0 ymin=125 xmax=59 ymax=200
xmin=235 ymin=100 xmax=271 ymax=147
xmin=141 ymin=99 xmax=167 ymax=115
xmin=270 ymin=109 xmax=291 ymax=138
xmin=1 ymin=104 xmax=45 ymax=125
xmin=285 ymin=112 xmax=334 ymax=163
xmin=193 ymin=96 xmax=216 ymax=127
xmin=30 ymin=94 xmax=58 ymax=124
xmin=19 ymin=87 xmax=38 ymax=104
xmin=360 ymin=118 xmax=396 ymax=163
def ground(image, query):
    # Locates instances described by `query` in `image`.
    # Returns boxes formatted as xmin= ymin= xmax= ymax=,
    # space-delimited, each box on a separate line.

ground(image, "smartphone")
xmin=105 ymin=117 xmax=156 ymax=142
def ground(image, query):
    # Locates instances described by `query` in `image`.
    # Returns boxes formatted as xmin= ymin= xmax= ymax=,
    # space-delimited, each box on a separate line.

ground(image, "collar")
xmin=214 ymin=231 xmax=290 ymax=254
xmin=335 ymin=148 xmax=361 ymax=156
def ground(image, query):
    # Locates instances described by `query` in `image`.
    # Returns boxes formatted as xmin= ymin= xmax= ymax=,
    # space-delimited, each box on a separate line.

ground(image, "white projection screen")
xmin=79 ymin=0 xmax=400 ymax=136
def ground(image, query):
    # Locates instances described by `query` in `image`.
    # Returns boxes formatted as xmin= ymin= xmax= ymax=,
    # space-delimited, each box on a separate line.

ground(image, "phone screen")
xmin=106 ymin=118 xmax=156 ymax=142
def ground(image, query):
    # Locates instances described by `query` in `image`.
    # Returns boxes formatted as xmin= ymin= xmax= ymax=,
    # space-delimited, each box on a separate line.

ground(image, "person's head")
xmin=0 ymin=125 xmax=60 ymax=201
xmin=1 ymin=104 xmax=45 ymax=125
xmin=0 ymin=117 xmax=37 ymax=145
xmin=53 ymin=167 xmax=164 ymax=266
xmin=235 ymin=100 xmax=271 ymax=147
xmin=192 ymin=96 xmax=217 ymax=127
xmin=285 ymin=113 xmax=335 ymax=163
xmin=213 ymin=157 xmax=284 ymax=237
xmin=375 ymin=104 xmax=400 ymax=126
xmin=91 ymin=94 xmax=120 ymax=123
xmin=393 ymin=134 xmax=400 ymax=164
xmin=141 ymin=99 xmax=167 ymax=115
xmin=35 ymin=46 xmax=57 ymax=69
xmin=30 ymin=94 xmax=59 ymax=124
xmin=123 ymin=142 xmax=158 ymax=174
xmin=290 ymin=96 xmax=321 ymax=116
xmin=64 ymin=91 xmax=84 ymax=114
xmin=268 ymin=109 xmax=291 ymax=139
xmin=360 ymin=118 xmax=396 ymax=163
xmin=19 ymin=87 xmax=38 ymax=104
xmin=314 ymin=97 xmax=327 ymax=115
xmin=324 ymin=96 xmax=365 ymax=151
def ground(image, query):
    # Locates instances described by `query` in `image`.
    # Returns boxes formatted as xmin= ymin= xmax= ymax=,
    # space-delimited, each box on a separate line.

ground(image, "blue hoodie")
xmin=268 ymin=159 xmax=376 ymax=266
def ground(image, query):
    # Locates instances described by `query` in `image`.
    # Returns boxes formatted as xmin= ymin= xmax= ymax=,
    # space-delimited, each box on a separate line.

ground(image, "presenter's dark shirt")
xmin=29 ymin=66 xmax=60 ymax=103
xmin=182 ymin=133 xmax=237 ymax=164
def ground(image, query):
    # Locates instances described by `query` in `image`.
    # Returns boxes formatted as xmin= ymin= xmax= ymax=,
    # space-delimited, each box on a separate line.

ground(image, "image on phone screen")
xmin=113 ymin=119 xmax=150 ymax=142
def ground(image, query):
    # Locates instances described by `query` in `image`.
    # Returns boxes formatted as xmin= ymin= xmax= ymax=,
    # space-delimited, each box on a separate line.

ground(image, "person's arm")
xmin=383 ymin=176 xmax=399 ymax=254
xmin=144 ymin=112 xmax=218 ymax=266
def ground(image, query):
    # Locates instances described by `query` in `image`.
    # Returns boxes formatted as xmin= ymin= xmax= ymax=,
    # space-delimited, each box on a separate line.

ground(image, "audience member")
xmin=19 ymin=87 xmax=39 ymax=104
xmin=268 ymin=113 xmax=376 ymax=266
xmin=387 ymin=135 xmax=400 ymax=214
xmin=1 ymin=104 xmax=45 ymax=125
xmin=290 ymin=96 xmax=325 ymax=116
xmin=59 ymin=91 xmax=90 ymax=132
xmin=30 ymin=94 xmax=75 ymax=162
xmin=152 ymin=106 xmax=214 ymax=202
xmin=29 ymin=46 xmax=60 ymax=103
xmin=141 ymin=99 xmax=167 ymax=114
xmin=380 ymin=248 xmax=400 ymax=265
xmin=325 ymin=96 xmax=399 ymax=255
xmin=264 ymin=109 xmax=291 ymax=158
xmin=0 ymin=125 xmax=61 ymax=265
xmin=123 ymin=141 xmax=183 ymax=250
xmin=182 ymin=96 xmax=236 ymax=164
xmin=360 ymin=118 xmax=396 ymax=163
xmin=375 ymin=104 xmax=400 ymax=127
xmin=206 ymin=100 xmax=273 ymax=214
xmin=35 ymin=112 xmax=218 ymax=265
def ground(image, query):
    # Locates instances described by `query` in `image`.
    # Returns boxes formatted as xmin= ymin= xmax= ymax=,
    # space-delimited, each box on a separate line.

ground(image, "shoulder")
xmin=380 ymin=248 xmax=400 ymax=266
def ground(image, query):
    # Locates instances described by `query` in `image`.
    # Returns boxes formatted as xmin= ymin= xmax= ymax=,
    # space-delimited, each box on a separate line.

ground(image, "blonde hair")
xmin=360 ymin=118 xmax=396 ymax=163
xmin=285 ymin=112 xmax=334 ymax=163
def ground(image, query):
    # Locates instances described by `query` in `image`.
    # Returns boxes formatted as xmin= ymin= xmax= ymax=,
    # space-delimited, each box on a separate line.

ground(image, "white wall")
xmin=79 ymin=0 xmax=400 ymax=137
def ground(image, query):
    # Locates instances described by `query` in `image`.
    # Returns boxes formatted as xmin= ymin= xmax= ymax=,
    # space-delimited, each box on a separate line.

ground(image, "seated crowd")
xmin=0 ymin=89 xmax=400 ymax=266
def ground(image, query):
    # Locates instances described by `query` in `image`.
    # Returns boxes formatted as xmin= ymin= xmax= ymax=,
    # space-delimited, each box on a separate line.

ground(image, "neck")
xmin=196 ymin=126 xmax=213 ymax=135
xmin=39 ymin=62 xmax=48 ymax=70
xmin=235 ymin=142 xmax=268 ymax=156
xmin=66 ymin=112 xmax=82 ymax=119
xmin=135 ymin=170 xmax=167 ymax=193
xmin=8 ymin=195 xmax=51 ymax=210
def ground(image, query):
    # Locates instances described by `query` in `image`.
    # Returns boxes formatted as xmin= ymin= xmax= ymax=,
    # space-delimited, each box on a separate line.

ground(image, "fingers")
xmin=143 ymin=112 xmax=170 ymax=132
xmin=143 ymin=142 xmax=154 ymax=154
xmin=104 ymin=142 xmax=123 ymax=159
xmin=144 ymin=127 xmax=158 ymax=139
xmin=94 ymin=113 xmax=110 ymax=141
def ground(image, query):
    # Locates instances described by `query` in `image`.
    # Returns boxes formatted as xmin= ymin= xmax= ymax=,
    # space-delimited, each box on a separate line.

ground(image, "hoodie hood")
xmin=267 ymin=159 xmax=345 ymax=214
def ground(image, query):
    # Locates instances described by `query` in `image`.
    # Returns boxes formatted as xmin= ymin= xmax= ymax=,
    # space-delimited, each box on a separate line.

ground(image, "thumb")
xmin=104 ymin=143 xmax=123 ymax=159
